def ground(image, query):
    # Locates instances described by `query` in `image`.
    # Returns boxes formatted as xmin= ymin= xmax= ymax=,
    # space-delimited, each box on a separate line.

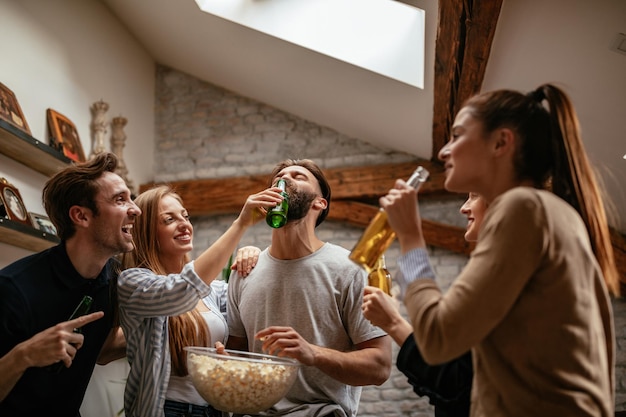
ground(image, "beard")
xmin=284 ymin=182 xmax=317 ymax=222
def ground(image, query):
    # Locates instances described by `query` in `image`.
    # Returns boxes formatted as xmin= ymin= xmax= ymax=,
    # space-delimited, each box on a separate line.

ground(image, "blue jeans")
xmin=163 ymin=399 xmax=221 ymax=417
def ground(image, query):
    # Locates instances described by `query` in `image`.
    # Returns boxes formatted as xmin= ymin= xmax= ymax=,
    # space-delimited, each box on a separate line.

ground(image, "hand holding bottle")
xmin=379 ymin=175 xmax=428 ymax=253
xmin=266 ymin=179 xmax=289 ymax=228
xmin=47 ymin=295 xmax=94 ymax=372
xmin=236 ymin=186 xmax=287 ymax=228
xmin=349 ymin=166 xmax=429 ymax=271
xmin=362 ymin=286 xmax=413 ymax=346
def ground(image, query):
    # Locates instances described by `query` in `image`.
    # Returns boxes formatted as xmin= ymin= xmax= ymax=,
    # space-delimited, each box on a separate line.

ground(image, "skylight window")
xmin=194 ymin=0 xmax=425 ymax=89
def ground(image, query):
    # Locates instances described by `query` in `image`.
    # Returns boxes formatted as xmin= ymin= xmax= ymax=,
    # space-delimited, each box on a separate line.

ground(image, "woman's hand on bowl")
xmin=214 ymin=341 xmax=228 ymax=355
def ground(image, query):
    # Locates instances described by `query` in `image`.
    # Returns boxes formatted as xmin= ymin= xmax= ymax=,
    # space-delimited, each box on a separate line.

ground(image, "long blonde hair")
xmin=122 ymin=185 xmax=210 ymax=375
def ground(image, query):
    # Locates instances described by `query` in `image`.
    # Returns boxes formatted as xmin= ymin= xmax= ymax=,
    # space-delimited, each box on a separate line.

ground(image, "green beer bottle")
xmin=48 ymin=295 xmax=93 ymax=372
xmin=266 ymin=179 xmax=289 ymax=228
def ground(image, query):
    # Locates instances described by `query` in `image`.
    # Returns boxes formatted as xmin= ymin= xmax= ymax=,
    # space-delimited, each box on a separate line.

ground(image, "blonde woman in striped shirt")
xmin=118 ymin=184 xmax=284 ymax=417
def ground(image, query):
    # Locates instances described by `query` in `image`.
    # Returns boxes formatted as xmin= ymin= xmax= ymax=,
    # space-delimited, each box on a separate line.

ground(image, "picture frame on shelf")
xmin=0 ymin=82 xmax=31 ymax=135
xmin=47 ymin=108 xmax=86 ymax=163
xmin=29 ymin=212 xmax=57 ymax=235
xmin=0 ymin=177 xmax=32 ymax=226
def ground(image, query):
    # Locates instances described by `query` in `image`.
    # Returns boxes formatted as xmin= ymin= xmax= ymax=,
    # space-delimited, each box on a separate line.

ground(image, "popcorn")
xmin=187 ymin=350 xmax=299 ymax=414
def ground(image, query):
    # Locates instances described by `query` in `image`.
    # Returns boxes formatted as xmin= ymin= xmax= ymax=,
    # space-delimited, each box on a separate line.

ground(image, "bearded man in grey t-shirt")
xmin=226 ymin=159 xmax=392 ymax=417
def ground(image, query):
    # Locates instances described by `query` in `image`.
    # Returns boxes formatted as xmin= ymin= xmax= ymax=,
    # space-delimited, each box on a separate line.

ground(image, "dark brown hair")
xmin=463 ymin=84 xmax=619 ymax=296
xmin=270 ymin=159 xmax=331 ymax=227
xmin=42 ymin=152 xmax=118 ymax=240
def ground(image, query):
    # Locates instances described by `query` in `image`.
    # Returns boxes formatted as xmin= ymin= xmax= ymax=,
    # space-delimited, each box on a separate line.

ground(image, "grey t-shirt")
xmin=227 ymin=243 xmax=386 ymax=417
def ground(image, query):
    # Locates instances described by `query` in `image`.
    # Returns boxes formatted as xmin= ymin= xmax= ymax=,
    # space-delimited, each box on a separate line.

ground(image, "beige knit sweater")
xmin=405 ymin=187 xmax=614 ymax=417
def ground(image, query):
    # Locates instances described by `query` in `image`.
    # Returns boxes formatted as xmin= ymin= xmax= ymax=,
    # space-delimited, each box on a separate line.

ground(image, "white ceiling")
xmin=101 ymin=0 xmax=626 ymax=235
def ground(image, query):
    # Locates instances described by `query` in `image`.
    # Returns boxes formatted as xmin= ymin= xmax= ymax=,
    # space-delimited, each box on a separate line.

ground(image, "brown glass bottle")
xmin=349 ymin=166 xmax=429 ymax=272
xmin=368 ymin=255 xmax=392 ymax=295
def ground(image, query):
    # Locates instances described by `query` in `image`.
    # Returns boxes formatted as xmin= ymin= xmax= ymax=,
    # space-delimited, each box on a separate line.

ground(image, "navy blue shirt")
xmin=396 ymin=334 xmax=472 ymax=417
xmin=0 ymin=243 xmax=117 ymax=416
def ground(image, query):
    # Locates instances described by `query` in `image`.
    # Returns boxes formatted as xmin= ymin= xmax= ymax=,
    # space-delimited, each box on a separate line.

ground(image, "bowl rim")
xmin=184 ymin=346 xmax=301 ymax=367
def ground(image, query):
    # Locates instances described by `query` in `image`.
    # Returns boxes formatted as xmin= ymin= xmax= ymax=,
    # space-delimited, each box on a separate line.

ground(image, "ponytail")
xmin=537 ymin=84 xmax=620 ymax=296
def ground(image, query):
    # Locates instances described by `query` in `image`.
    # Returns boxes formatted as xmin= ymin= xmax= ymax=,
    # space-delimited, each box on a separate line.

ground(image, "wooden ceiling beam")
xmin=330 ymin=200 xmax=475 ymax=256
xmin=432 ymin=0 xmax=504 ymax=158
xmin=139 ymin=160 xmax=451 ymax=217
xmin=139 ymin=164 xmax=472 ymax=256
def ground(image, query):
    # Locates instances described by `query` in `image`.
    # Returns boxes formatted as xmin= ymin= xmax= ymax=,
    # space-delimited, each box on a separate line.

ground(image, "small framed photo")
xmin=47 ymin=109 xmax=86 ymax=163
xmin=0 ymin=178 xmax=32 ymax=226
xmin=29 ymin=212 xmax=57 ymax=235
xmin=0 ymin=82 xmax=31 ymax=135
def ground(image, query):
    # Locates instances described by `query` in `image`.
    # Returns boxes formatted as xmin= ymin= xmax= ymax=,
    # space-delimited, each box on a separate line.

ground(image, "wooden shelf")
xmin=0 ymin=119 xmax=72 ymax=177
xmin=0 ymin=217 xmax=59 ymax=252
xmin=0 ymin=120 xmax=66 ymax=252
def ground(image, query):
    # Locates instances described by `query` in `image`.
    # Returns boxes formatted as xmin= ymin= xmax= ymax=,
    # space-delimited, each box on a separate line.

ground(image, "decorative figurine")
xmin=90 ymin=100 xmax=109 ymax=158
xmin=110 ymin=115 xmax=135 ymax=195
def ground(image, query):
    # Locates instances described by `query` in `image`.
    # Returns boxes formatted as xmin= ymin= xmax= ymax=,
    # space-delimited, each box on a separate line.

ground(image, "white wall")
xmin=0 ymin=0 xmax=155 ymax=267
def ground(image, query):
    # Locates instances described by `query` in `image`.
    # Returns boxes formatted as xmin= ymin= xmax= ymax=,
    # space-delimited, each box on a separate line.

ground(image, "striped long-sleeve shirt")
xmin=117 ymin=261 xmax=221 ymax=417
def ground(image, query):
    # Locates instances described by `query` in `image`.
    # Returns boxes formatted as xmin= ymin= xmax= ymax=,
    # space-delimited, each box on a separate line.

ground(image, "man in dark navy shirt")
xmin=0 ymin=153 xmax=141 ymax=416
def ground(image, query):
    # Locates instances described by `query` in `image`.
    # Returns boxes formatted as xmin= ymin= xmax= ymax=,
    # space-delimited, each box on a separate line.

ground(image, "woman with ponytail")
xmin=376 ymin=84 xmax=619 ymax=416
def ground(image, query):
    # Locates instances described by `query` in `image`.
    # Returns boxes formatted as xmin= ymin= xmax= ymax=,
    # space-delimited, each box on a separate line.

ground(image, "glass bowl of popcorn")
xmin=185 ymin=346 xmax=301 ymax=414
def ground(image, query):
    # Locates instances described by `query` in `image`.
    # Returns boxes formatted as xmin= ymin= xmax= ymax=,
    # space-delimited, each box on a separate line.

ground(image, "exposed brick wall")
xmin=154 ymin=66 xmax=417 ymax=183
xmin=154 ymin=64 xmax=626 ymax=415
